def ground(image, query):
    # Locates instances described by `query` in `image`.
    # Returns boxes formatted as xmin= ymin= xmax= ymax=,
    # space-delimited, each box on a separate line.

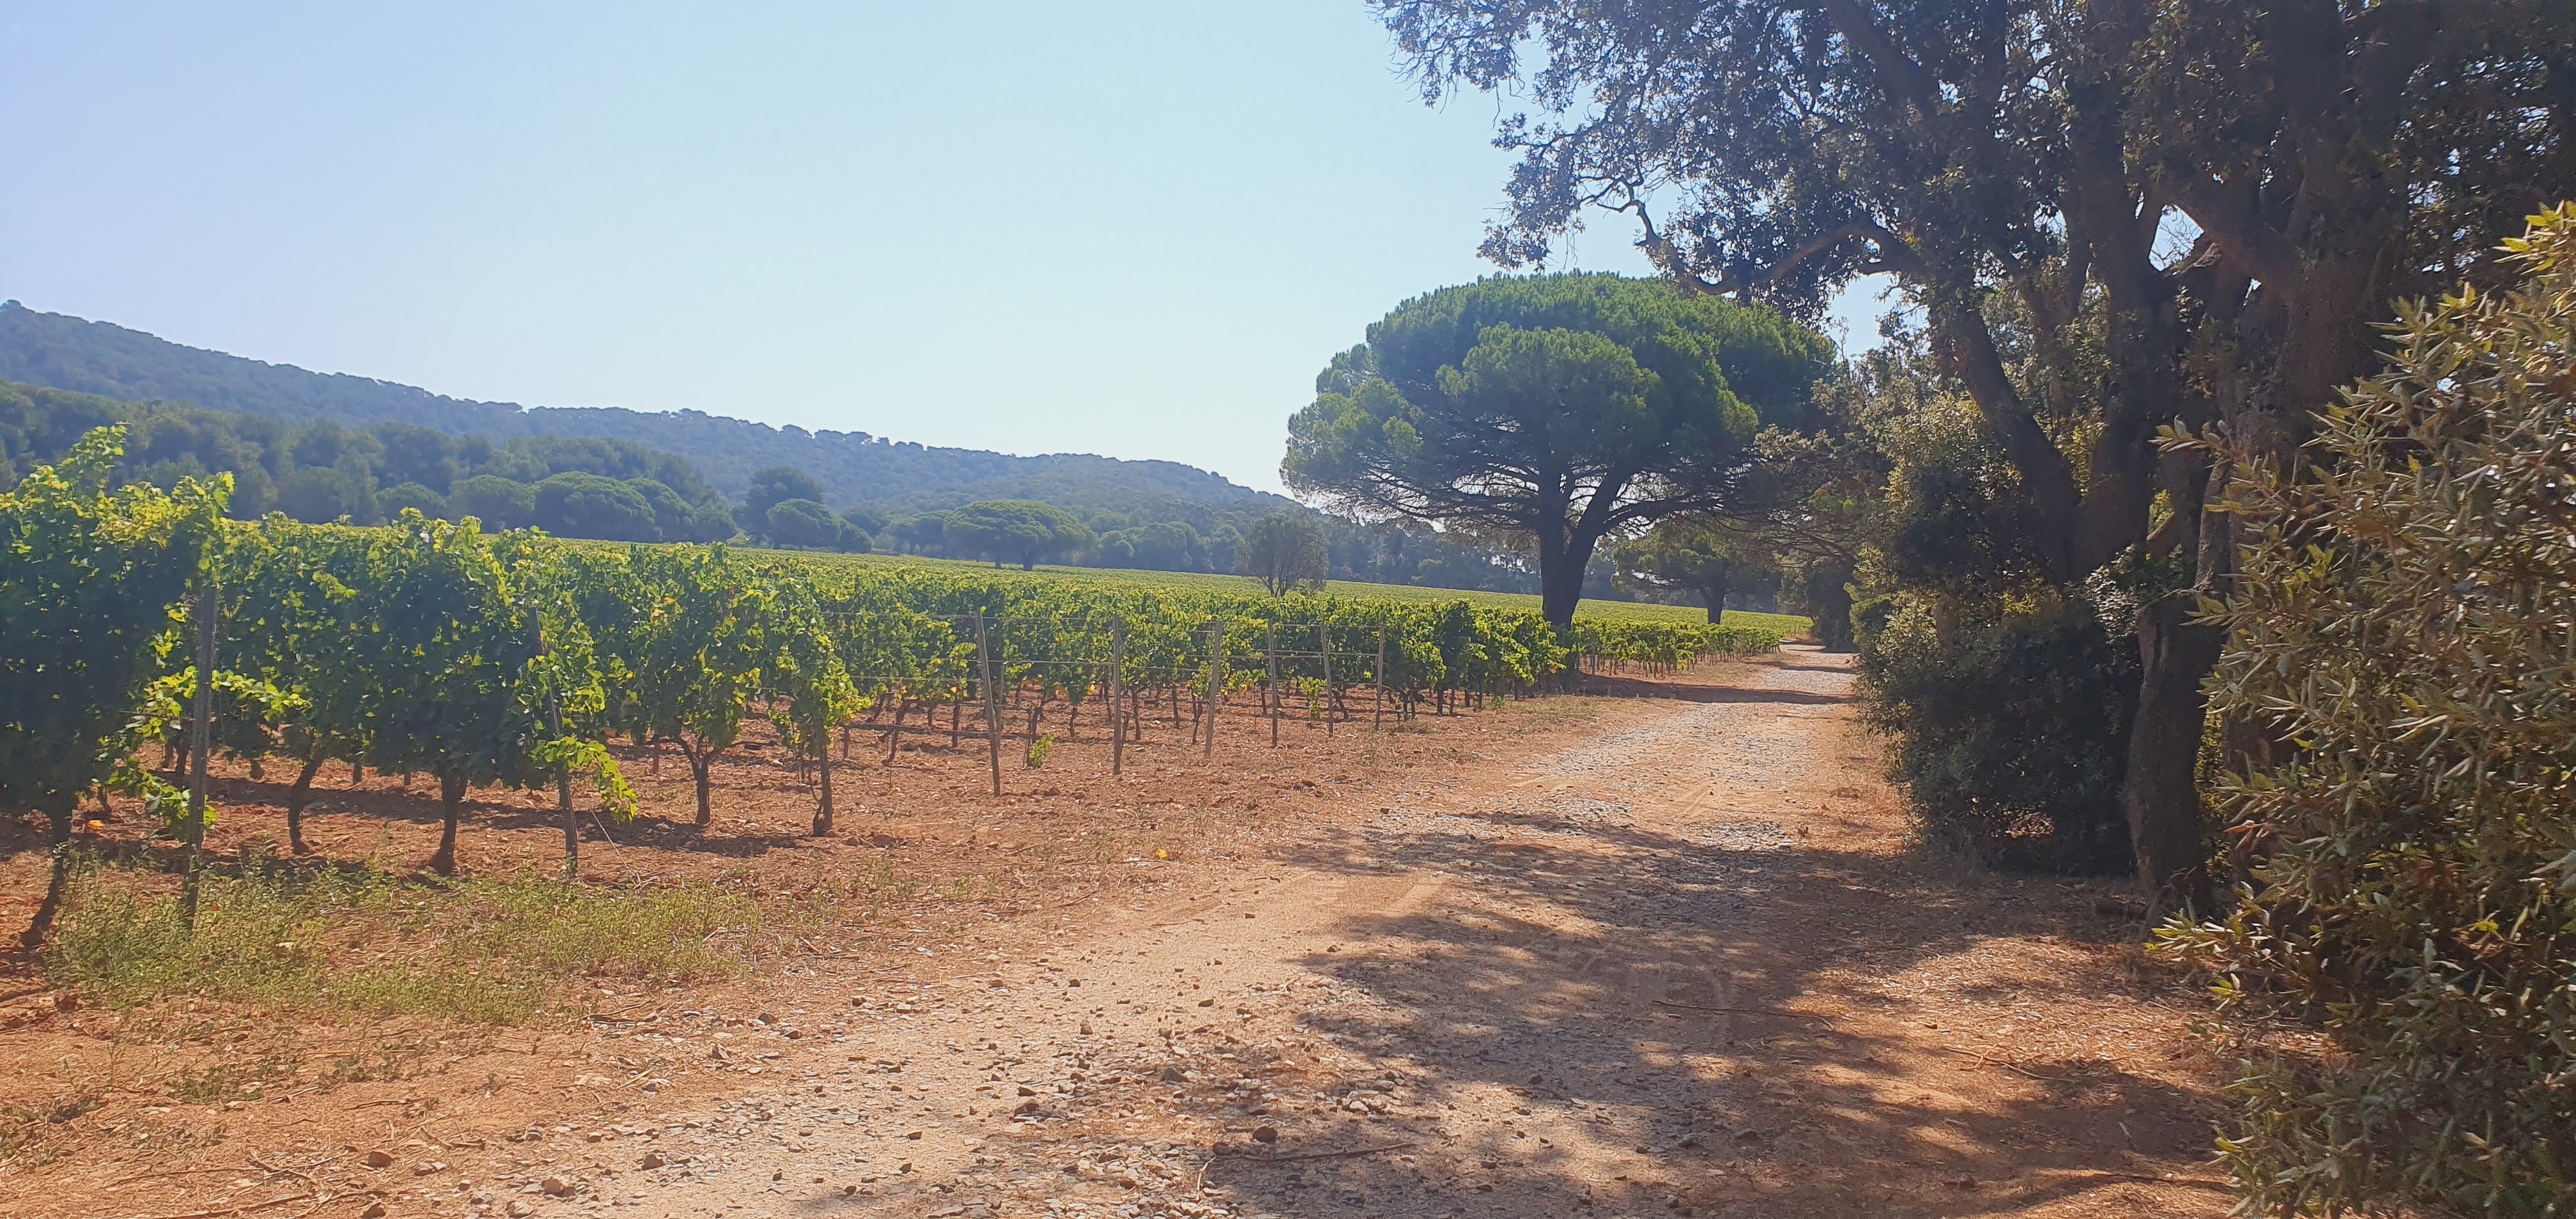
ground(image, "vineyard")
xmin=790 ymin=551 xmax=1808 ymax=630
xmin=11 ymin=436 xmax=1786 ymax=901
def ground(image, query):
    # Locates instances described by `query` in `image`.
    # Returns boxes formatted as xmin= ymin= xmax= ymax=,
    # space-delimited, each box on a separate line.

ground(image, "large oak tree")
xmin=1374 ymin=0 xmax=2576 ymax=907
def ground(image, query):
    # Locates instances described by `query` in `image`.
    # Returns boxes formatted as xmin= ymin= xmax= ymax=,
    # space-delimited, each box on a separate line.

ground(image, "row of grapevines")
xmin=178 ymin=525 xmax=1774 ymax=863
xmin=4 ymin=431 xmax=1797 ymax=947
xmin=748 ymin=552 xmax=1578 ymax=718
xmin=1 ymin=429 xmax=227 ymax=944
xmin=210 ymin=515 xmax=636 ymax=873
xmin=182 ymin=528 xmax=1608 ymax=862
xmin=1569 ymin=620 xmax=1785 ymax=671
xmin=17 ymin=429 xmax=1775 ymax=883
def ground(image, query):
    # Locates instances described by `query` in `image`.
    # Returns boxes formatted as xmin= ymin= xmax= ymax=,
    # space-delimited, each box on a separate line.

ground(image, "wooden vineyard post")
xmin=1266 ymin=622 xmax=1280 ymax=747
xmin=180 ymin=586 xmax=215 ymax=926
xmin=976 ymin=613 xmax=1002 ymax=795
xmin=552 ymin=689 xmax=576 ymax=880
xmin=530 ymin=613 xmax=578 ymax=879
xmin=1319 ymin=622 xmax=1333 ymax=736
xmin=188 ymin=588 xmax=213 ymax=848
xmin=1204 ymin=620 xmax=1223 ymax=757
xmin=1374 ymin=626 xmax=1386 ymax=730
xmin=815 ymin=710 xmax=835 ymax=836
xmin=1108 ymin=616 xmax=1126 ymax=776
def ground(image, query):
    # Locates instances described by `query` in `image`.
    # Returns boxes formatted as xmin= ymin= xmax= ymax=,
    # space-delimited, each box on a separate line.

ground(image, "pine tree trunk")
xmin=1537 ymin=522 xmax=1606 ymax=632
xmin=1701 ymin=569 xmax=1730 ymax=624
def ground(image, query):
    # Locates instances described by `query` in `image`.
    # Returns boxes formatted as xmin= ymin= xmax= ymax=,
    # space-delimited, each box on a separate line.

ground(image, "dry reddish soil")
xmin=0 ymin=648 xmax=2234 ymax=1218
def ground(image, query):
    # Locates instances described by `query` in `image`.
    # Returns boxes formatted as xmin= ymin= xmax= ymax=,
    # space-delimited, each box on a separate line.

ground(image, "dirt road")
xmin=539 ymin=648 xmax=2232 ymax=1219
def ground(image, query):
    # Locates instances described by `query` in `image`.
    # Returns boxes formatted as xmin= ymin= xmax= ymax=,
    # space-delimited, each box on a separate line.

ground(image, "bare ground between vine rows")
xmin=0 ymin=649 xmax=2232 ymax=1218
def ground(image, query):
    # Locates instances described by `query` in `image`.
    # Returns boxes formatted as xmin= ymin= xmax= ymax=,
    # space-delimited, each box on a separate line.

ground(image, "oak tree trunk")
xmin=2125 ymin=594 xmax=2223 ymax=915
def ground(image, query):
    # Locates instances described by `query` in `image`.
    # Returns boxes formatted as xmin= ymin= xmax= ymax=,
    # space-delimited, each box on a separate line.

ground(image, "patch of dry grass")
xmin=46 ymin=856 xmax=764 ymax=1023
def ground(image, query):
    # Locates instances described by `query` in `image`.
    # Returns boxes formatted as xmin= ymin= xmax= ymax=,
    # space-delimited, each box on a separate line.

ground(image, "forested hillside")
xmin=0 ymin=340 xmax=1597 ymax=595
xmin=0 ymin=378 xmax=740 ymax=540
xmin=0 ymin=300 xmax=1289 ymax=516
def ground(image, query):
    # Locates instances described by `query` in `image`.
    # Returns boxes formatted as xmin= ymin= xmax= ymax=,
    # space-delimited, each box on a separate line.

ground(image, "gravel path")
xmin=434 ymin=649 xmax=2227 ymax=1219
xmin=459 ymin=652 xmax=1861 ymax=1219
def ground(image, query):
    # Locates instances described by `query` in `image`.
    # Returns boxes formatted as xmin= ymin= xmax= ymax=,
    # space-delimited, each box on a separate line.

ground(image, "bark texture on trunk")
xmin=1700 ymin=569 xmax=1731 ymax=625
xmin=1539 ymin=530 xmax=1602 ymax=631
xmin=2126 ymin=593 xmax=2224 ymax=915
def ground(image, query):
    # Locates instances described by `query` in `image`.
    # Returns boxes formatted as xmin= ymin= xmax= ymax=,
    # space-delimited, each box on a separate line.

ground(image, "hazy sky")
xmin=1 ymin=3 xmax=1884 ymax=493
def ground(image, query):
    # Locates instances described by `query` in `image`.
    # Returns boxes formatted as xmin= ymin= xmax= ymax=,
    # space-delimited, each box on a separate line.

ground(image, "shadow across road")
xmin=1190 ymin=657 xmax=2225 ymax=1218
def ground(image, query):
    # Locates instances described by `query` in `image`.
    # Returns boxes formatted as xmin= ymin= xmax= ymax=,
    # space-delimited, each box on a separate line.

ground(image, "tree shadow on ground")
xmin=0 ymin=764 xmax=830 ymax=871
xmin=1210 ymin=806 xmax=2226 ymax=1216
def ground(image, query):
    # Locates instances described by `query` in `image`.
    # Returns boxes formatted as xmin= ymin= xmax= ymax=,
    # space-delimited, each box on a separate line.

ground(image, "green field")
xmin=775 ymin=548 xmax=1811 ymax=636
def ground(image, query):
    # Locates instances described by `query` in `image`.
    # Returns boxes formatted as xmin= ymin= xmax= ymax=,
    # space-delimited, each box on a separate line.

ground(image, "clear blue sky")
xmin=1 ymin=3 xmax=1882 ymax=494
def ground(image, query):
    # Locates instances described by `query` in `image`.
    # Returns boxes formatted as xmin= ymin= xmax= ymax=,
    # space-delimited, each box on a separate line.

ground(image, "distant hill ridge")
xmin=0 ymin=300 xmax=1292 ymax=515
